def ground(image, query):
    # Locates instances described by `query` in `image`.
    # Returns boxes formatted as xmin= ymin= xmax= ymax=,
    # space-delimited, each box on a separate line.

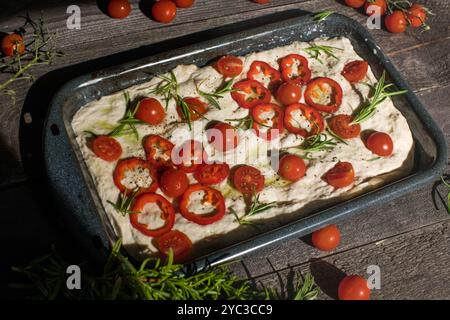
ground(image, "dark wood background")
xmin=0 ymin=0 xmax=449 ymax=299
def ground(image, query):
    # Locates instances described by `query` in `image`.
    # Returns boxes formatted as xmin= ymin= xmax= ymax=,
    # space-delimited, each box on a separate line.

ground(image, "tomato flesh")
xmin=327 ymin=115 xmax=361 ymax=139
xmin=107 ymin=0 xmax=131 ymax=19
xmin=135 ymin=98 xmax=166 ymax=125
xmin=207 ymin=122 xmax=239 ymax=152
xmin=143 ymin=135 xmax=174 ymax=166
xmin=276 ymin=82 xmax=302 ymax=106
xmin=194 ymin=163 xmax=230 ymax=185
xmin=251 ymin=103 xmax=284 ymax=141
xmin=174 ymin=140 xmax=207 ymax=173
xmin=233 ymin=165 xmax=265 ymax=194
xmin=278 ymin=154 xmax=306 ymax=182
xmin=216 ymin=56 xmax=243 ymax=78
xmin=325 ymin=162 xmax=355 ymax=189
xmin=304 ymin=77 xmax=343 ymax=113
xmin=152 ymin=0 xmax=177 ymax=23
xmin=129 ymin=193 xmax=175 ymax=238
xmin=385 ymin=10 xmax=408 ymax=33
xmin=311 ymin=225 xmax=341 ymax=251
xmin=365 ymin=132 xmax=394 ymax=156
xmin=342 ymin=60 xmax=368 ymax=83
xmin=157 ymin=230 xmax=192 ymax=263
xmin=284 ymin=103 xmax=324 ymax=137
xmin=247 ymin=61 xmax=281 ymax=90
xmin=338 ymin=275 xmax=371 ymax=300
xmin=180 ymin=184 xmax=226 ymax=225
xmin=231 ymin=80 xmax=271 ymax=109
xmin=279 ymin=54 xmax=311 ymax=85
xmin=113 ymin=157 xmax=158 ymax=195
xmin=160 ymin=168 xmax=189 ymax=198
xmin=91 ymin=135 xmax=122 ymax=162
xmin=1 ymin=34 xmax=25 ymax=56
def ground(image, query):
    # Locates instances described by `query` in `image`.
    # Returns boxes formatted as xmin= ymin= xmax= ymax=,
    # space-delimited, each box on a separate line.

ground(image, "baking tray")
xmin=44 ymin=12 xmax=447 ymax=268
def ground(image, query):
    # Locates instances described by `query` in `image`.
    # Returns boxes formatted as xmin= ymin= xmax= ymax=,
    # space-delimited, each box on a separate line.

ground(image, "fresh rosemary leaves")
xmin=149 ymin=71 xmax=178 ymax=110
xmin=299 ymin=133 xmax=338 ymax=152
xmin=305 ymin=44 xmax=342 ymax=64
xmin=198 ymin=78 xmax=235 ymax=110
xmin=231 ymin=193 xmax=276 ymax=225
xmin=108 ymin=91 xmax=145 ymax=140
xmin=107 ymin=189 xmax=139 ymax=216
xmin=352 ymin=71 xmax=408 ymax=124
xmin=313 ymin=10 xmax=335 ymax=22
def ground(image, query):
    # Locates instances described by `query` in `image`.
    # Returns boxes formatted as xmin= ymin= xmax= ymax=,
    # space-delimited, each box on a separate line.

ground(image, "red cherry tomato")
xmin=152 ymin=0 xmax=177 ymax=23
xmin=179 ymin=184 xmax=226 ymax=225
xmin=1 ymin=33 xmax=25 ymax=56
xmin=338 ymin=275 xmax=371 ymax=300
xmin=364 ymin=0 xmax=387 ymax=16
xmin=91 ymin=135 xmax=122 ymax=162
xmin=194 ymin=163 xmax=230 ymax=185
xmin=207 ymin=122 xmax=239 ymax=152
xmin=304 ymin=77 xmax=343 ymax=113
xmin=279 ymin=54 xmax=311 ymax=85
xmin=232 ymin=165 xmax=265 ymax=194
xmin=251 ymin=103 xmax=284 ymax=141
xmin=143 ymin=135 xmax=174 ymax=166
xmin=278 ymin=154 xmax=306 ymax=182
xmin=173 ymin=0 xmax=195 ymax=8
xmin=157 ymin=230 xmax=192 ymax=263
xmin=107 ymin=0 xmax=131 ymax=19
xmin=344 ymin=0 xmax=365 ymax=8
xmin=129 ymin=193 xmax=175 ymax=238
xmin=174 ymin=140 xmax=207 ymax=173
xmin=252 ymin=0 xmax=270 ymax=3
xmin=325 ymin=162 xmax=355 ymax=189
xmin=159 ymin=168 xmax=189 ymax=198
xmin=284 ymin=103 xmax=324 ymax=137
xmin=113 ymin=157 xmax=158 ymax=195
xmin=385 ymin=10 xmax=408 ymax=33
xmin=342 ymin=60 xmax=369 ymax=83
xmin=135 ymin=98 xmax=166 ymax=125
xmin=176 ymin=97 xmax=208 ymax=122
xmin=231 ymin=80 xmax=272 ymax=109
xmin=216 ymin=56 xmax=243 ymax=78
xmin=406 ymin=4 xmax=427 ymax=28
xmin=276 ymin=82 xmax=302 ymax=106
xmin=311 ymin=225 xmax=341 ymax=251
xmin=327 ymin=115 xmax=361 ymax=139
xmin=365 ymin=132 xmax=394 ymax=156
xmin=247 ymin=61 xmax=281 ymax=90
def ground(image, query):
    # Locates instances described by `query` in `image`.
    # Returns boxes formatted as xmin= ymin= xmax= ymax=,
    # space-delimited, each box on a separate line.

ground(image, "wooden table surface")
xmin=0 ymin=0 xmax=449 ymax=299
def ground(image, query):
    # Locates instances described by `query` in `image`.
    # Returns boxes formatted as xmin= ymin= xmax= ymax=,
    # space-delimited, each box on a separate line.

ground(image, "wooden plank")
xmin=248 ymin=220 xmax=450 ymax=299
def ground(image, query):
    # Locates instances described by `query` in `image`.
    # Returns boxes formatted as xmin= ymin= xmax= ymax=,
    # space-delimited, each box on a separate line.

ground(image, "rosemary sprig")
xmin=367 ymin=157 xmax=381 ymax=162
xmin=149 ymin=71 xmax=178 ymax=110
xmin=293 ymin=273 xmax=319 ymax=300
xmin=440 ymin=176 xmax=450 ymax=214
xmin=108 ymin=91 xmax=146 ymax=140
xmin=313 ymin=10 xmax=335 ymax=22
xmin=225 ymin=115 xmax=254 ymax=130
xmin=352 ymin=71 xmax=408 ymax=124
xmin=107 ymin=189 xmax=140 ymax=216
xmin=198 ymin=78 xmax=235 ymax=110
xmin=0 ymin=18 xmax=63 ymax=102
xmin=326 ymin=127 xmax=348 ymax=145
xmin=305 ymin=44 xmax=342 ymax=64
xmin=231 ymin=193 xmax=276 ymax=225
xmin=297 ymin=133 xmax=337 ymax=152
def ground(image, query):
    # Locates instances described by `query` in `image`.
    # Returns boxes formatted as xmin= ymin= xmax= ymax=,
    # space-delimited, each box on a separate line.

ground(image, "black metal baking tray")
xmin=44 ymin=12 xmax=447 ymax=268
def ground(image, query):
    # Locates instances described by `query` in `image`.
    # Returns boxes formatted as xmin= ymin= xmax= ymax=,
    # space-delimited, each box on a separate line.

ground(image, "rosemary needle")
xmin=231 ymin=193 xmax=276 ymax=225
xmin=198 ymin=78 xmax=235 ymax=110
xmin=305 ymin=44 xmax=343 ymax=64
xmin=313 ymin=11 xmax=335 ymax=22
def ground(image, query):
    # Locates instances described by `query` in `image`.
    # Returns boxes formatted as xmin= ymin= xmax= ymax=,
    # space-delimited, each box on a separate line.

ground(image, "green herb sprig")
xmin=352 ymin=71 xmax=407 ymax=124
xmin=198 ymin=78 xmax=235 ymax=110
xmin=298 ymin=133 xmax=337 ymax=153
xmin=107 ymin=189 xmax=139 ymax=216
xmin=326 ymin=127 xmax=348 ymax=145
xmin=149 ymin=71 xmax=178 ymax=110
xmin=313 ymin=10 xmax=335 ymax=22
xmin=230 ymin=193 xmax=276 ymax=225
xmin=305 ymin=44 xmax=343 ymax=64
xmin=440 ymin=176 xmax=450 ymax=214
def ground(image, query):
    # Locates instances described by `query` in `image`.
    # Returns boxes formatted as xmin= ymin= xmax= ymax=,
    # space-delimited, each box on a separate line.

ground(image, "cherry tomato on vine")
xmin=216 ymin=56 xmax=243 ymax=78
xmin=135 ymin=98 xmax=166 ymax=125
xmin=364 ymin=0 xmax=387 ymax=16
xmin=173 ymin=0 xmax=195 ymax=8
xmin=91 ymin=135 xmax=122 ymax=162
xmin=365 ymin=132 xmax=394 ymax=156
xmin=327 ymin=115 xmax=361 ymax=139
xmin=1 ymin=33 xmax=25 ymax=56
xmin=157 ymin=230 xmax=192 ymax=263
xmin=385 ymin=10 xmax=408 ymax=33
xmin=406 ymin=4 xmax=427 ymax=28
xmin=325 ymin=162 xmax=355 ymax=189
xmin=278 ymin=154 xmax=306 ymax=182
xmin=107 ymin=0 xmax=132 ymax=19
xmin=159 ymin=168 xmax=189 ymax=198
xmin=277 ymin=82 xmax=302 ymax=106
xmin=344 ymin=0 xmax=365 ymax=8
xmin=338 ymin=275 xmax=371 ymax=300
xmin=311 ymin=225 xmax=341 ymax=251
xmin=152 ymin=0 xmax=177 ymax=23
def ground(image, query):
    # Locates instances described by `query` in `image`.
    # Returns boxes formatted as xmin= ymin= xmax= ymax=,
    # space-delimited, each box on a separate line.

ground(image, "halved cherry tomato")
xmin=279 ymin=54 xmax=311 ymax=85
xmin=247 ymin=61 xmax=281 ymax=90
xmin=231 ymin=80 xmax=271 ymax=109
xmin=174 ymin=140 xmax=207 ymax=173
xmin=1 ymin=34 xmax=25 ymax=57
xmin=406 ymin=4 xmax=427 ymax=28
xmin=364 ymin=0 xmax=387 ymax=16
xmin=327 ymin=115 xmax=361 ymax=139
xmin=216 ymin=56 xmax=243 ymax=78
xmin=143 ymin=135 xmax=174 ymax=166
xmin=304 ymin=77 xmax=343 ymax=113
xmin=365 ymin=132 xmax=393 ymax=156
xmin=325 ymin=162 xmax=355 ymax=189
xmin=113 ymin=157 xmax=158 ymax=195
xmin=284 ymin=103 xmax=324 ymax=137
xmin=152 ymin=0 xmax=177 ymax=23
xmin=156 ymin=230 xmax=192 ymax=263
xmin=276 ymin=81 xmax=302 ymax=106
xmin=344 ymin=0 xmax=365 ymax=8
xmin=311 ymin=225 xmax=341 ymax=251
xmin=173 ymin=0 xmax=195 ymax=8
xmin=232 ymin=165 xmax=265 ymax=194
xmin=91 ymin=135 xmax=122 ymax=162
xmin=177 ymin=97 xmax=208 ymax=122
xmin=160 ymin=168 xmax=189 ymax=198
xmin=338 ymin=275 xmax=371 ymax=300
xmin=278 ymin=154 xmax=306 ymax=182
xmin=194 ymin=163 xmax=230 ymax=185
xmin=135 ymin=98 xmax=166 ymax=125
xmin=107 ymin=0 xmax=131 ymax=19
xmin=251 ymin=103 xmax=284 ymax=141
xmin=129 ymin=193 xmax=175 ymax=238
xmin=342 ymin=60 xmax=368 ymax=83
xmin=207 ymin=122 xmax=239 ymax=152
xmin=180 ymin=184 xmax=226 ymax=225
xmin=385 ymin=10 xmax=408 ymax=33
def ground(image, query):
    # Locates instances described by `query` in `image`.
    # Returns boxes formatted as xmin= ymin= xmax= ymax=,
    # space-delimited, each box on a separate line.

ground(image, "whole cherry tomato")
xmin=312 ymin=225 xmax=341 ymax=251
xmin=344 ymin=0 xmax=365 ymax=8
xmin=107 ymin=0 xmax=132 ymax=19
xmin=406 ymin=4 xmax=427 ymax=28
xmin=1 ymin=34 xmax=25 ymax=56
xmin=385 ymin=10 xmax=408 ymax=33
xmin=338 ymin=275 xmax=371 ymax=300
xmin=252 ymin=0 xmax=270 ymax=4
xmin=365 ymin=131 xmax=394 ymax=156
xmin=325 ymin=162 xmax=355 ymax=189
xmin=364 ymin=0 xmax=387 ymax=16
xmin=277 ymin=82 xmax=302 ymax=106
xmin=278 ymin=154 xmax=306 ymax=182
xmin=160 ymin=168 xmax=189 ymax=198
xmin=173 ymin=0 xmax=195 ymax=8
xmin=135 ymin=98 xmax=166 ymax=125
xmin=152 ymin=0 xmax=177 ymax=23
